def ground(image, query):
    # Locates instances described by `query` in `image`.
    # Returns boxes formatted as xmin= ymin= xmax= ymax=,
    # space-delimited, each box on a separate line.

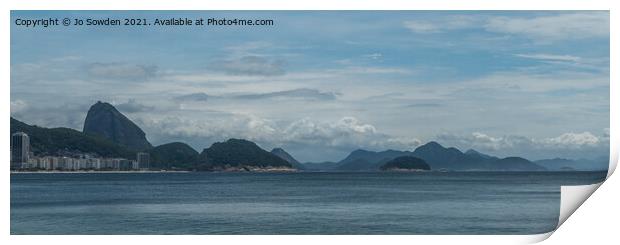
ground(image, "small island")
xmin=380 ymin=156 xmax=431 ymax=171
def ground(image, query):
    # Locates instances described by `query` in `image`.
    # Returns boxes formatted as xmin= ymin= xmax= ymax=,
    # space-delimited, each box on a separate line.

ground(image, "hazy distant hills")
xmin=271 ymin=148 xmax=305 ymax=170
xmin=534 ymin=157 xmax=608 ymax=171
xmin=10 ymin=101 xmax=608 ymax=172
xmin=309 ymin=141 xmax=549 ymax=172
xmin=83 ymin=101 xmax=152 ymax=151
xmin=336 ymin=149 xmax=408 ymax=171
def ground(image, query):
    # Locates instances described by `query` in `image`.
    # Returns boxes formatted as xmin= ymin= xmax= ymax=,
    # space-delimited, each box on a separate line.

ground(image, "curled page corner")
xmin=606 ymin=147 xmax=618 ymax=178
xmin=557 ymin=182 xmax=603 ymax=229
xmin=518 ymin=231 xmax=555 ymax=244
xmin=556 ymin=147 xmax=617 ymax=231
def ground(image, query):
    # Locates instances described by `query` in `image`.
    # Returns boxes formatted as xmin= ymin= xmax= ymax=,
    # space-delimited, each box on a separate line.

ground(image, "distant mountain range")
xmin=10 ymin=101 xmax=608 ymax=172
xmin=301 ymin=142 xmax=607 ymax=172
xmin=307 ymin=141 xmax=546 ymax=172
xmin=534 ymin=157 xmax=609 ymax=171
xmin=271 ymin=148 xmax=305 ymax=170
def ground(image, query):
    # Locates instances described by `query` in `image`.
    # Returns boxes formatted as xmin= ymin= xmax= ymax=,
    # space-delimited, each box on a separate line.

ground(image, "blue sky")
xmin=10 ymin=11 xmax=610 ymax=162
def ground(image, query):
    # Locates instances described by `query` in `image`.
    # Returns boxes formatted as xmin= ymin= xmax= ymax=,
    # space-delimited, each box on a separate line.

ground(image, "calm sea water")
xmin=10 ymin=171 xmax=607 ymax=235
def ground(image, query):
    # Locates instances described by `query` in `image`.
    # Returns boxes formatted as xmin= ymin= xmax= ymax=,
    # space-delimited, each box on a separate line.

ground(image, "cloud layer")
xmin=10 ymin=11 xmax=609 ymax=162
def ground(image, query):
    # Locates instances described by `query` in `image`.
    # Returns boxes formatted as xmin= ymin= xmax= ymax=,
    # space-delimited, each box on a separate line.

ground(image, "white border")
xmin=3 ymin=1 xmax=617 ymax=244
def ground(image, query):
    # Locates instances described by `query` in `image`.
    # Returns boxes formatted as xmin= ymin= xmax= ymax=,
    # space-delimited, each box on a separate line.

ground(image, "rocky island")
xmin=380 ymin=156 xmax=431 ymax=171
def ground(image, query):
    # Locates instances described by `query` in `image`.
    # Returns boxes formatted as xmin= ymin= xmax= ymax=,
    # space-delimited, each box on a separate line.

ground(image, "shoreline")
xmin=10 ymin=169 xmax=607 ymax=174
xmin=10 ymin=170 xmax=191 ymax=174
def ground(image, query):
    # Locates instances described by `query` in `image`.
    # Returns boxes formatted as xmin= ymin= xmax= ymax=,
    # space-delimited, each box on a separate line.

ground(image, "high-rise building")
xmin=137 ymin=152 xmax=150 ymax=169
xmin=11 ymin=132 xmax=30 ymax=169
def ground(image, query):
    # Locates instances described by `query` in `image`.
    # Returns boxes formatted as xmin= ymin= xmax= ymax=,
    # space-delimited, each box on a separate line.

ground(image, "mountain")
xmin=535 ymin=158 xmax=578 ymax=171
xmin=535 ymin=157 xmax=608 ymax=171
xmin=489 ymin=157 xmax=546 ymax=171
xmin=331 ymin=142 xmax=546 ymax=171
xmin=380 ymin=156 xmax=430 ymax=171
xmin=270 ymin=148 xmax=304 ymax=169
xmin=412 ymin=142 xmax=546 ymax=171
xmin=411 ymin=141 xmax=479 ymax=170
xmin=465 ymin=149 xmax=497 ymax=160
xmin=83 ymin=101 xmax=152 ymax=151
xmin=576 ymin=156 xmax=609 ymax=171
xmin=336 ymin=149 xmax=412 ymax=171
xmin=149 ymin=142 xmax=199 ymax=170
xmin=10 ymin=117 xmax=134 ymax=158
xmin=198 ymin=139 xmax=292 ymax=170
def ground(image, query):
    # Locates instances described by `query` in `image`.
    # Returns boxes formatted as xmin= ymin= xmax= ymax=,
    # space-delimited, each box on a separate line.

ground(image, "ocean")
xmin=10 ymin=171 xmax=607 ymax=235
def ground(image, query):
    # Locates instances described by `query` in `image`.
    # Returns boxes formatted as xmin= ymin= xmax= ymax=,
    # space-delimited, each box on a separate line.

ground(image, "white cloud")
xmin=515 ymin=53 xmax=582 ymax=63
xmin=139 ymin=114 xmax=420 ymax=159
xmin=362 ymin=53 xmax=383 ymax=60
xmin=403 ymin=20 xmax=441 ymax=33
xmin=484 ymin=12 xmax=609 ymax=41
xmin=458 ymin=70 xmax=608 ymax=93
xmin=114 ymin=99 xmax=155 ymax=113
xmin=281 ymin=117 xmax=420 ymax=151
xmin=214 ymin=55 xmax=286 ymax=76
xmin=403 ymin=12 xmax=609 ymax=42
xmin=86 ymin=62 xmax=158 ymax=81
xmin=10 ymin=100 xmax=28 ymax=113
xmin=437 ymin=131 xmax=608 ymax=159
xmin=403 ymin=15 xmax=479 ymax=33
xmin=537 ymin=132 xmax=600 ymax=148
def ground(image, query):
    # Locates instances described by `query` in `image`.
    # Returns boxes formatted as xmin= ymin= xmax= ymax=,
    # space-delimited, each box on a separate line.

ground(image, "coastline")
xmin=10 ymin=170 xmax=190 ymax=174
xmin=10 ymin=166 xmax=299 ymax=174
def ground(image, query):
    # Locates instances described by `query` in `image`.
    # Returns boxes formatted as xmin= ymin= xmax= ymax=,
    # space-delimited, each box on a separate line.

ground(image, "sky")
xmin=10 ymin=11 xmax=610 ymax=162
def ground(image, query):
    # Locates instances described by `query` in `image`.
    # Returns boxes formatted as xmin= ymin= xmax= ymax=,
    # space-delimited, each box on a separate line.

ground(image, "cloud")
xmin=86 ymin=62 xmax=158 ymax=81
xmin=172 ymin=89 xmax=340 ymax=102
xmin=173 ymin=92 xmax=210 ymax=102
xmin=362 ymin=53 xmax=383 ymax=60
xmin=403 ymin=15 xmax=479 ymax=33
xmin=338 ymin=66 xmax=413 ymax=75
xmin=436 ymin=131 xmax=608 ymax=159
xmin=233 ymin=88 xmax=339 ymax=101
xmin=403 ymin=12 xmax=609 ymax=42
xmin=403 ymin=20 xmax=441 ymax=33
xmin=458 ymin=70 xmax=608 ymax=93
xmin=281 ymin=117 xmax=420 ymax=150
xmin=537 ymin=132 xmax=600 ymax=148
xmin=484 ymin=12 xmax=609 ymax=41
xmin=115 ymin=99 xmax=155 ymax=113
xmin=10 ymin=102 xmax=91 ymax=130
xmin=214 ymin=55 xmax=285 ymax=76
xmin=10 ymin=100 xmax=28 ymax=113
xmin=515 ymin=53 xmax=582 ymax=63
xmin=139 ymin=114 xmax=421 ymax=160
xmin=405 ymin=103 xmax=442 ymax=108
xmin=438 ymin=132 xmax=532 ymax=151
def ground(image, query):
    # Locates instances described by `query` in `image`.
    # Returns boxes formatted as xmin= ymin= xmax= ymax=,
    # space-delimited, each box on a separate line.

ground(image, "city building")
xmin=10 ymin=132 xmax=30 ymax=169
xmin=137 ymin=152 xmax=150 ymax=169
xmin=8 ymin=131 xmax=141 ymax=172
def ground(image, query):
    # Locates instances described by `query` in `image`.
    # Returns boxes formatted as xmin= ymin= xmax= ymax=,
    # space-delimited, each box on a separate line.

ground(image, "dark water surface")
xmin=10 ymin=171 xmax=607 ymax=234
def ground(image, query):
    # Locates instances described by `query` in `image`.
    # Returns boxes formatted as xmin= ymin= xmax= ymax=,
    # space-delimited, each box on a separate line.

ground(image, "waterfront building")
xmin=137 ymin=152 xmax=150 ymax=169
xmin=10 ymin=132 xmax=30 ymax=169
